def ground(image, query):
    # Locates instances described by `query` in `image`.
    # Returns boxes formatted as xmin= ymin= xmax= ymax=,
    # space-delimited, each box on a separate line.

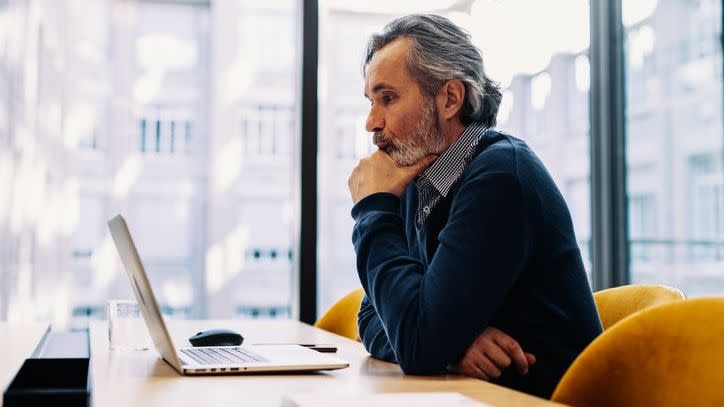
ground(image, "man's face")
xmin=364 ymin=38 xmax=446 ymax=167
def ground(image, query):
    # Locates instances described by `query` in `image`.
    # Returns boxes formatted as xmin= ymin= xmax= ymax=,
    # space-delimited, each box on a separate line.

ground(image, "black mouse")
xmin=189 ymin=328 xmax=243 ymax=347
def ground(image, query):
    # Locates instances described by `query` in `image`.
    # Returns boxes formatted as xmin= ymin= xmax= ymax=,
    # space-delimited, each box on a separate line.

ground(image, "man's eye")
xmin=382 ymin=95 xmax=394 ymax=103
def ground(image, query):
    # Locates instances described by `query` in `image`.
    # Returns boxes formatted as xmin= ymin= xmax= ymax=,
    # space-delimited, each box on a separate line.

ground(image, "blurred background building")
xmin=0 ymin=0 xmax=721 ymax=328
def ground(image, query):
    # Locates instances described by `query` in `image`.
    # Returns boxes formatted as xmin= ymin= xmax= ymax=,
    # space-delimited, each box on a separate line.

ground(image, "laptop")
xmin=107 ymin=214 xmax=349 ymax=375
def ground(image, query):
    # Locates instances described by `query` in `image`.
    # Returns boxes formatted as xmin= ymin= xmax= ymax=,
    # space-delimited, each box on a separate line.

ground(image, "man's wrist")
xmin=351 ymin=192 xmax=400 ymax=221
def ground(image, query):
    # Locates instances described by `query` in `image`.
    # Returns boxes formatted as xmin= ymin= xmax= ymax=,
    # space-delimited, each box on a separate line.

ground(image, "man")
xmin=348 ymin=14 xmax=602 ymax=398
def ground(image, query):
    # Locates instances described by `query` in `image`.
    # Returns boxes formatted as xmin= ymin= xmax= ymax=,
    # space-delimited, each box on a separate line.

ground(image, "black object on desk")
xmin=252 ymin=343 xmax=338 ymax=353
xmin=4 ymin=358 xmax=91 ymax=407
xmin=4 ymin=329 xmax=91 ymax=407
xmin=189 ymin=328 xmax=244 ymax=347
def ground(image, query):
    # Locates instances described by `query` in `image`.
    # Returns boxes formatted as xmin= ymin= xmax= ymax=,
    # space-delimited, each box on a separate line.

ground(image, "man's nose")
xmin=365 ymin=105 xmax=384 ymax=133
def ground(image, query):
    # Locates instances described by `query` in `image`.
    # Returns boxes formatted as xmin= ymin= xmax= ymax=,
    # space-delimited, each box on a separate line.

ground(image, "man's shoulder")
xmin=464 ymin=129 xmax=527 ymax=178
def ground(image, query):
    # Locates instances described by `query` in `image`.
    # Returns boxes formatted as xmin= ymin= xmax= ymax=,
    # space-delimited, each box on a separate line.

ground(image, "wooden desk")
xmin=89 ymin=320 xmax=564 ymax=406
xmin=0 ymin=322 xmax=50 ymax=405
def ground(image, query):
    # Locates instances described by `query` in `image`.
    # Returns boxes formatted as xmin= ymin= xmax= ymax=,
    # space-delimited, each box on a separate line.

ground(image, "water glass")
xmin=107 ymin=299 xmax=151 ymax=351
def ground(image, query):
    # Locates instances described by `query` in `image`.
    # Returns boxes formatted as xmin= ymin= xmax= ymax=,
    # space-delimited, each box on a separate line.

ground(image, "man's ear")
xmin=437 ymin=79 xmax=465 ymax=121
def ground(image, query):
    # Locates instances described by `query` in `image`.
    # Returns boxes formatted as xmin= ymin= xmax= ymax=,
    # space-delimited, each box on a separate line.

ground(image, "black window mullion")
xmin=589 ymin=0 xmax=630 ymax=291
xmin=298 ymin=0 xmax=318 ymax=324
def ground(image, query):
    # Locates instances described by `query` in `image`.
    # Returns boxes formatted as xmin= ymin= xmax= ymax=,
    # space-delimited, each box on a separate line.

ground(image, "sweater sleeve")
xmin=351 ymin=173 xmax=529 ymax=374
xmin=357 ymin=294 xmax=397 ymax=362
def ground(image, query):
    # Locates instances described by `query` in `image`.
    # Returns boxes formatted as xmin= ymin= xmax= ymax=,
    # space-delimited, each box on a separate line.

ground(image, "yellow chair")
xmin=314 ymin=288 xmax=365 ymax=341
xmin=593 ymin=284 xmax=685 ymax=330
xmin=552 ymin=297 xmax=724 ymax=407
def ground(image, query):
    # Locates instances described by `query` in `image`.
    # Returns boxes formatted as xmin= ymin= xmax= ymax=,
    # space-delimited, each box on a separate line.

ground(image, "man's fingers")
xmin=493 ymin=331 xmax=528 ymax=375
xmin=461 ymin=327 xmax=532 ymax=380
xmin=473 ymin=353 xmax=502 ymax=380
xmin=482 ymin=341 xmax=512 ymax=369
xmin=460 ymin=360 xmax=490 ymax=382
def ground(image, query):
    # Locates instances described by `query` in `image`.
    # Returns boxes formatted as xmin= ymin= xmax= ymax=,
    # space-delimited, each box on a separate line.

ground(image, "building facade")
xmin=0 ymin=0 xmax=721 ymax=328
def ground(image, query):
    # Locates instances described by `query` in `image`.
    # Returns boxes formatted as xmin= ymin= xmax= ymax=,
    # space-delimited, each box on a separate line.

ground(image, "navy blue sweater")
xmin=351 ymin=130 xmax=602 ymax=398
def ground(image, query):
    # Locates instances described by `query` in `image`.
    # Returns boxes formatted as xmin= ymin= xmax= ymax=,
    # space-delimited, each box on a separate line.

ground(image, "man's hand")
xmin=348 ymin=150 xmax=437 ymax=204
xmin=454 ymin=327 xmax=536 ymax=381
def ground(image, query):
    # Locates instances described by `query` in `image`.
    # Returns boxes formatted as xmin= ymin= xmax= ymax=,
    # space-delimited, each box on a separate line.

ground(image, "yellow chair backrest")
xmin=314 ymin=288 xmax=365 ymax=341
xmin=593 ymin=284 xmax=685 ymax=330
xmin=552 ymin=297 xmax=724 ymax=407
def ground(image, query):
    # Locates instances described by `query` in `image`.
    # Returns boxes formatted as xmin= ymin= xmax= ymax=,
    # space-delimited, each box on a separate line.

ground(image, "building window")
xmin=78 ymin=127 xmax=100 ymax=150
xmin=628 ymin=193 xmax=657 ymax=263
xmin=138 ymin=107 xmax=193 ymax=155
xmin=333 ymin=110 xmax=372 ymax=161
xmin=689 ymin=154 xmax=724 ymax=263
xmin=240 ymin=104 xmax=293 ymax=160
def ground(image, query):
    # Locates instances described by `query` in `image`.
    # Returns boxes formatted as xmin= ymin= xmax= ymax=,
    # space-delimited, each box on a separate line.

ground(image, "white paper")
xmin=282 ymin=392 xmax=494 ymax=407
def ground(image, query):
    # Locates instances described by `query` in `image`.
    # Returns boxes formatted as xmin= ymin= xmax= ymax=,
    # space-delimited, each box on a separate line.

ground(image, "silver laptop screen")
xmin=108 ymin=214 xmax=183 ymax=371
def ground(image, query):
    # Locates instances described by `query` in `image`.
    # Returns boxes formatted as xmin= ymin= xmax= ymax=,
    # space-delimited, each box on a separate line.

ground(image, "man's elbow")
xmin=362 ymin=340 xmax=397 ymax=363
xmin=396 ymin=351 xmax=446 ymax=375
xmin=398 ymin=360 xmax=431 ymax=375
xmin=359 ymin=329 xmax=397 ymax=363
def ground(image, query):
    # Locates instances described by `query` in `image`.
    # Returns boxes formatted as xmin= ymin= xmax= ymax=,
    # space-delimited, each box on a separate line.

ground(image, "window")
xmin=628 ymin=193 xmax=657 ymax=264
xmin=332 ymin=110 xmax=372 ymax=160
xmin=688 ymin=154 xmax=724 ymax=263
xmin=0 ymin=0 xmax=300 ymax=326
xmin=4 ymin=0 xmax=717 ymax=326
xmin=0 ymin=10 xmax=8 ymax=147
xmin=204 ymin=1 xmax=298 ymax=319
xmin=240 ymin=104 xmax=294 ymax=160
xmin=138 ymin=107 xmax=193 ymax=154
xmin=566 ymin=178 xmax=592 ymax=272
xmin=317 ymin=1 xmax=593 ymax=314
xmin=624 ymin=0 xmax=724 ymax=295
xmin=231 ymin=200 xmax=293 ymax=318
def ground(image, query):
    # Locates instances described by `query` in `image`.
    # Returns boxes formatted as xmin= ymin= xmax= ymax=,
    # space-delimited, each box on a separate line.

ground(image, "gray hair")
xmin=363 ymin=14 xmax=502 ymax=127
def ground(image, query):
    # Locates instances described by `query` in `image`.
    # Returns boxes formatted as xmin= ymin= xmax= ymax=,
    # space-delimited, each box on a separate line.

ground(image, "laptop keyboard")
xmin=180 ymin=347 xmax=268 ymax=365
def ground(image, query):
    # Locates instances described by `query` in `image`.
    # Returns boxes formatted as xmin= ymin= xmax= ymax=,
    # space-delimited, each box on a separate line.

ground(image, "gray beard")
xmin=373 ymin=101 xmax=447 ymax=167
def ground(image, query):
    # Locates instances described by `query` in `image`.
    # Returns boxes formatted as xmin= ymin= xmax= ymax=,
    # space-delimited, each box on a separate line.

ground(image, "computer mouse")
xmin=188 ymin=328 xmax=244 ymax=347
